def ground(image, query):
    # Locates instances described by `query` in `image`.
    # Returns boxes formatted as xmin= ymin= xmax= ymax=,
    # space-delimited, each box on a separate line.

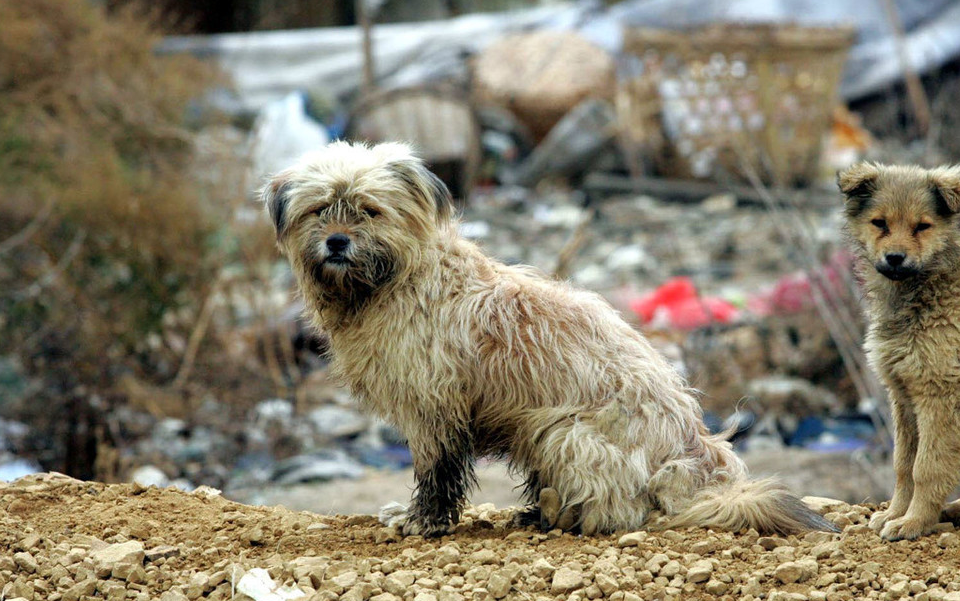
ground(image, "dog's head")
xmin=838 ymin=162 xmax=960 ymax=281
xmin=262 ymin=141 xmax=453 ymax=309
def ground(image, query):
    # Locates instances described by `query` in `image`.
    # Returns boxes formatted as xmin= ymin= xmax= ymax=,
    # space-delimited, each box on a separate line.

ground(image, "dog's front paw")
xmin=869 ymin=507 xmax=904 ymax=531
xmin=880 ymin=515 xmax=937 ymax=541
xmin=400 ymin=517 xmax=453 ymax=538
xmin=377 ymin=502 xmax=454 ymax=537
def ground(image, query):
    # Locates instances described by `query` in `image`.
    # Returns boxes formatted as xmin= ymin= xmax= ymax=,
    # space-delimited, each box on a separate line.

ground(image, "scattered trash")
xmin=251 ymin=91 xmax=329 ymax=182
xmin=270 ymin=450 xmax=365 ymax=485
xmin=236 ymin=567 xmax=307 ymax=601
xmin=629 ymin=277 xmax=739 ymax=330
xmin=0 ymin=458 xmax=39 ymax=482
xmin=505 ymin=99 xmax=618 ymax=187
xmin=130 ymin=465 xmax=169 ymax=488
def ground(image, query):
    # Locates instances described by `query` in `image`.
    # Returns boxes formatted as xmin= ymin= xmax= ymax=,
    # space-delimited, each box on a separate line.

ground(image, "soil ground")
xmin=3 ymin=471 xmax=960 ymax=601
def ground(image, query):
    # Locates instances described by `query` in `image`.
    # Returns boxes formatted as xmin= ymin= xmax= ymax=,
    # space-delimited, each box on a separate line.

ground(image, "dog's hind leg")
xmin=524 ymin=410 xmax=652 ymax=535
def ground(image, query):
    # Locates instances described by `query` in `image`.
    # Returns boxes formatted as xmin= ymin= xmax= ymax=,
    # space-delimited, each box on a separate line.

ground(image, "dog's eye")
xmin=914 ymin=222 xmax=932 ymax=233
xmin=311 ymin=206 xmax=329 ymax=216
xmin=363 ymin=207 xmax=381 ymax=218
xmin=871 ymin=219 xmax=887 ymax=230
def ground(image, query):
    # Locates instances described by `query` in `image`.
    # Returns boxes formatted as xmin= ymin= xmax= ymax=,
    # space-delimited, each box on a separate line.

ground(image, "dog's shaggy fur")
xmin=263 ymin=141 xmax=835 ymax=536
xmin=840 ymin=162 xmax=960 ymax=540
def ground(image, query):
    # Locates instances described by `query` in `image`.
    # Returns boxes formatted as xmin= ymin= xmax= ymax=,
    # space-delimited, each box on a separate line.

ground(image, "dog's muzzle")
xmin=322 ymin=233 xmax=352 ymax=266
xmin=876 ymin=261 xmax=919 ymax=281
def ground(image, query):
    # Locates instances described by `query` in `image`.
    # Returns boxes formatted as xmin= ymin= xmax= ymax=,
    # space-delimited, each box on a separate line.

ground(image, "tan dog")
xmin=262 ymin=141 xmax=835 ymax=537
xmin=840 ymin=162 xmax=960 ymax=540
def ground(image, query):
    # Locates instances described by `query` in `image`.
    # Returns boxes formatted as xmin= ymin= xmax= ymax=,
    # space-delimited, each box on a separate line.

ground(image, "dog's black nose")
xmin=885 ymin=252 xmax=906 ymax=268
xmin=326 ymin=233 xmax=351 ymax=253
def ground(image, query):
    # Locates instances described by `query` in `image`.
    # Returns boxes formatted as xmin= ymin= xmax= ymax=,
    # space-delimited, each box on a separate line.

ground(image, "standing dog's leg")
xmin=870 ymin=393 xmax=918 ymax=532
xmin=880 ymin=402 xmax=960 ymax=540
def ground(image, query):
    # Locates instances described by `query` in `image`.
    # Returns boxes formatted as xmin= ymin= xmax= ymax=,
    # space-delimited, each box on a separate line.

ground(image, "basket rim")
xmin=624 ymin=22 xmax=857 ymax=53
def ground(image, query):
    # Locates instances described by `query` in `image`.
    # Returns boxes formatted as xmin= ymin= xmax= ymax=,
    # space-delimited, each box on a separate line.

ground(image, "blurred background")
xmin=2 ymin=0 xmax=959 ymax=513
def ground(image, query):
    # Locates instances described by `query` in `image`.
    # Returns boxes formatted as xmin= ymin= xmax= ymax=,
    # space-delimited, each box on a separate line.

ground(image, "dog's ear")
xmin=261 ymin=173 xmax=294 ymax=239
xmin=388 ymin=159 xmax=453 ymax=224
xmin=837 ymin=162 xmax=880 ymax=197
xmin=928 ymin=167 xmax=960 ymax=216
xmin=837 ymin=162 xmax=880 ymax=216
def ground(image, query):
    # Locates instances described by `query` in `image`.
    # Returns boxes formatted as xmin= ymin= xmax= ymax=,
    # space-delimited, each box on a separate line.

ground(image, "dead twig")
xmin=553 ymin=209 xmax=595 ymax=280
xmin=0 ymin=199 xmax=54 ymax=255
xmin=12 ymin=230 xmax=87 ymax=300
xmin=171 ymin=273 xmax=224 ymax=389
xmin=736 ymin=156 xmax=892 ymax=446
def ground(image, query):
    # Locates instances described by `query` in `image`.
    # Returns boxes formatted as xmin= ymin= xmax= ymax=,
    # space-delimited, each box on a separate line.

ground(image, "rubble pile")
xmin=0 ymin=473 xmax=958 ymax=601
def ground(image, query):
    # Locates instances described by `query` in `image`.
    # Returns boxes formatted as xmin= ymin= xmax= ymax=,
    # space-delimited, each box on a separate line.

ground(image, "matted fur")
xmin=263 ymin=141 xmax=835 ymax=536
xmin=840 ymin=162 xmax=960 ymax=541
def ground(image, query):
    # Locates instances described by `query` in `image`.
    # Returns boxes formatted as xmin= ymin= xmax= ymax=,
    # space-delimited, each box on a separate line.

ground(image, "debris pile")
xmin=1 ymin=473 xmax=959 ymax=601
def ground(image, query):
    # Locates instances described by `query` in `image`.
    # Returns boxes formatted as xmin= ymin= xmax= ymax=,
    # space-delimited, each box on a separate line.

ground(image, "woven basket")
xmin=347 ymin=85 xmax=482 ymax=199
xmin=618 ymin=24 xmax=855 ymax=186
xmin=473 ymin=30 xmax=616 ymax=142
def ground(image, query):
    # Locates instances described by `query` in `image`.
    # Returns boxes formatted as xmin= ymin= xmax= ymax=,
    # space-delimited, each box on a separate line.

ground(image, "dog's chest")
xmin=327 ymin=307 xmax=473 ymax=420
xmin=868 ymin=303 xmax=960 ymax=395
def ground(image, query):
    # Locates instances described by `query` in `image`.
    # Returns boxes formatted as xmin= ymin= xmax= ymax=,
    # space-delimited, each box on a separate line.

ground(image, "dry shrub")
xmin=0 ymin=0 xmax=278 ymax=474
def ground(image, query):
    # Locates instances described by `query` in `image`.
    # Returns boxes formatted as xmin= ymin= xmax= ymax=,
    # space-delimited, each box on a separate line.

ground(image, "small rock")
xmin=551 ymin=568 xmax=583 ymax=594
xmin=13 ymin=552 xmax=38 ymax=574
xmin=91 ymin=540 xmax=145 ymax=569
xmin=687 ymin=560 xmax=713 ymax=584
xmin=487 ymin=571 xmax=512 ymax=599
xmin=159 ymin=590 xmax=189 ymax=601
xmin=802 ymin=496 xmax=848 ymax=514
xmin=435 ymin=544 xmax=460 ymax=567
xmin=644 ymin=553 xmax=669 ymax=574
xmin=62 ymin=579 xmax=97 ymax=601
xmin=887 ymin=580 xmax=910 ymax=599
xmin=758 ymin=536 xmax=789 ymax=550
xmin=595 ymin=573 xmax=619 ymax=595
xmin=617 ymin=531 xmax=647 ymax=547
xmin=938 ymin=532 xmax=960 ymax=548
xmin=660 ymin=560 xmax=681 ymax=578
xmin=532 ymin=558 xmax=555 ymax=579
xmin=145 ymin=545 xmax=180 ymax=562
xmin=812 ymin=540 xmax=841 ymax=559
xmin=332 ymin=571 xmax=359 ymax=589
xmin=383 ymin=571 xmax=416 ymax=595
xmin=705 ymin=579 xmax=728 ymax=595
xmin=375 ymin=527 xmax=402 ymax=544
xmin=775 ymin=560 xmax=816 ymax=584
xmin=470 ymin=549 xmax=498 ymax=565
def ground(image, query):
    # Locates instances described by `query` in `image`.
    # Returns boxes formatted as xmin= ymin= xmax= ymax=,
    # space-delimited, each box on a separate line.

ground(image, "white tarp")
xmin=159 ymin=0 xmax=960 ymax=114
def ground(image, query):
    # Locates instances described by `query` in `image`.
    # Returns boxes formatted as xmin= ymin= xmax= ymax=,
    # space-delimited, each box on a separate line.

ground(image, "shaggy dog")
xmin=262 ymin=141 xmax=835 ymax=537
xmin=840 ymin=162 xmax=960 ymax=540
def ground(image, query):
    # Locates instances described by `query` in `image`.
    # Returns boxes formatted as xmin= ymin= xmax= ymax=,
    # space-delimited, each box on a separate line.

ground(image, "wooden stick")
xmin=880 ymin=0 xmax=931 ymax=136
xmin=357 ymin=0 xmax=375 ymax=95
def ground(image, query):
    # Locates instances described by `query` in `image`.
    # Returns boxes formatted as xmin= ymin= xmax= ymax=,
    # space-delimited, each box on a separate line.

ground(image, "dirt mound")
xmin=1 ymin=473 xmax=959 ymax=601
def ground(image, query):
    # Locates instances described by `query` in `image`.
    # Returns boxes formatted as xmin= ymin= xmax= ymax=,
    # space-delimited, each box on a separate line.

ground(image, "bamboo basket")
xmin=347 ymin=85 xmax=482 ymax=199
xmin=618 ymin=24 xmax=855 ymax=186
xmin=473 ymin=30 xmax=616 ymax=142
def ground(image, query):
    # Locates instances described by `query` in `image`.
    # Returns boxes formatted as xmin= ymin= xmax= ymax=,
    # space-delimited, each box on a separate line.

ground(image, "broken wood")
xmin=583 ymin=172 xmax=834 ymax=207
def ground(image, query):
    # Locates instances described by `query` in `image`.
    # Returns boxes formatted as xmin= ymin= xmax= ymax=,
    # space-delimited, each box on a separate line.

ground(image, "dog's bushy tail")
xmin=663 ymin=477 xmax=839 ymax=535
